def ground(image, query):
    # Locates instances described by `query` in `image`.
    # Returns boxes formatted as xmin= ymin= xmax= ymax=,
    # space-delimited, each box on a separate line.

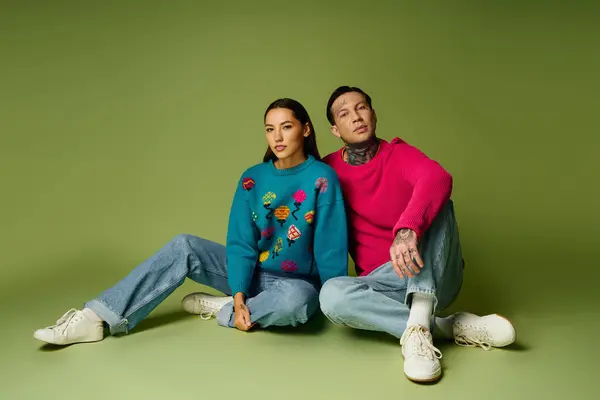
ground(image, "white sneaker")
xmin=33 ymin=309 xmax=104 ymax=345
xmin=449 ymin=312 xmax=516 ymax=350
xmin=181 ymin=292 xmax=233 ymax=320
xmin=400 ymin=325 xmax=443 ymax=383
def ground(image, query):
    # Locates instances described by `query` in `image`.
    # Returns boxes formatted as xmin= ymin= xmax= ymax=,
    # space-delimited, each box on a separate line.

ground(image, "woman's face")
xmin=265 ymin=108 xmax=309 ymax=163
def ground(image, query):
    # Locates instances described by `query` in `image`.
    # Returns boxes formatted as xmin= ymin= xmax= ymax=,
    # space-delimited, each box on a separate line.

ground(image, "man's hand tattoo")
xmin=391 ymin=228 xmax=424 ymax=277
xmin=394 ymin=228 xmax=415 ymax=244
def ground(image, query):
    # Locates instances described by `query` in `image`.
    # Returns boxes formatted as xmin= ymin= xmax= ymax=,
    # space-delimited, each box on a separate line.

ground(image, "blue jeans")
xmin=319 ymin=200 xmax=464 ymax=339
xmin=84 ymin=234 xmax=319 ymax=335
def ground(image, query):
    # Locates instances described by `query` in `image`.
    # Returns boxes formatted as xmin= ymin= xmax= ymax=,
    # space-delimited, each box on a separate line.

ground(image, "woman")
xmin=33 ymin=98 xmax=349 ymax=345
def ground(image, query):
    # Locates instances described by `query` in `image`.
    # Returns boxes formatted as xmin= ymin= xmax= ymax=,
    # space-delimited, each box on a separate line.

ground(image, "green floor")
xmin=1 ymin=1 xmax=597 ymax=399
xmin=2 ymin=268 xmax=595 ymax=399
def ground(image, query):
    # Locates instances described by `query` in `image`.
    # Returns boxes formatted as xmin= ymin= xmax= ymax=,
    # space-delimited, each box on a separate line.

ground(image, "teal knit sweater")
xmin=226 ymin=155 xmax=348 ymax=296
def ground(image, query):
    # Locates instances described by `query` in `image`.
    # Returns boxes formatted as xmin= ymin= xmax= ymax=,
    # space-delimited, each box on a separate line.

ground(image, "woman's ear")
xmin=303 ymin=123 xmax=310 ymax=137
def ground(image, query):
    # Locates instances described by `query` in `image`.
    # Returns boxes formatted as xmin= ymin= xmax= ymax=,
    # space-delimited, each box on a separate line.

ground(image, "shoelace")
xmin=454 ymin=323 xmax=492 ymax=351
xmin=45 ymin=308 xmax=81 ymax=335
xmin=400 ymin=325 xmax=443 ymax=360
xmin=198 ymin=300 xmax=219 ymax=320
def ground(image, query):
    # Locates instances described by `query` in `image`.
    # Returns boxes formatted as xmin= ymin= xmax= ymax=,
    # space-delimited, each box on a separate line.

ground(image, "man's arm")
xmin=389 ymin=141 xmax=452 ymax=277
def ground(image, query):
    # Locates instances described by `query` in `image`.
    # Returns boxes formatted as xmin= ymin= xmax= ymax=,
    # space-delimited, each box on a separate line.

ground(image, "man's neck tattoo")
xmin=344 ymin=137 xmax=380 ymax=166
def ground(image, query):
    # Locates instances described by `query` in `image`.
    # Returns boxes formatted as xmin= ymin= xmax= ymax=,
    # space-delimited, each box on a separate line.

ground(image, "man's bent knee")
xmin=319 ymin=278 xmax=354 ymax=318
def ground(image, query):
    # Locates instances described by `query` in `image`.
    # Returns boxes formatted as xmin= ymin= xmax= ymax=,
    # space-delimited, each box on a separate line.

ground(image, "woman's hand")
xmin=390 ymin=228 xmax=424 ymax=278
xmin=233 ymin=293 xmax=254 ymax=332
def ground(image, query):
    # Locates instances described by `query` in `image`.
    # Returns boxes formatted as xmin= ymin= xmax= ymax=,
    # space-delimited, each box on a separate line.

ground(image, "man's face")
xmin=329 ymin=91 xmax=377 ymax=145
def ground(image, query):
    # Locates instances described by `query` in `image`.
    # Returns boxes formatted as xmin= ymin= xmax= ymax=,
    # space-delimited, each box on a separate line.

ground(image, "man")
xmin=319 ymin=86 xmax=516 ymax=383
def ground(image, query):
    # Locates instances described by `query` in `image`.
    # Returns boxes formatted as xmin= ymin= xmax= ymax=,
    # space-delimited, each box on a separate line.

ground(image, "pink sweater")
xmin=323 ymin=138 xmax=453 ymax=276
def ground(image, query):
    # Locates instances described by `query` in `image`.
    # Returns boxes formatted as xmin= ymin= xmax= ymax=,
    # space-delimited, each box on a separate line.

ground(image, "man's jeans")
xmin=319 ymin=200 xmax=464 ymax=339
xmin=84 ymin=234 xmax=319 ymax=335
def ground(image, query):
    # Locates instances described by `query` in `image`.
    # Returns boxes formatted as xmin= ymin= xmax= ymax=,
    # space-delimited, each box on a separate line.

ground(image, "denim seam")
xmin=200 ymin=268 xmax=228 ymax=280
xmin=372 ymin=287 xmax=404 ymax=294
xmin=404 ymin=214 xmax=449 ymax=310
xmin=433 ymin=224 xmax=446 ymax=273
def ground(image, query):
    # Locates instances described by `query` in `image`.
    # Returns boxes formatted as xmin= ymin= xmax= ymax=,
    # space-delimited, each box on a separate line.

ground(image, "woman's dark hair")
xmin=262 ymin=98 xmax=321 ymax=163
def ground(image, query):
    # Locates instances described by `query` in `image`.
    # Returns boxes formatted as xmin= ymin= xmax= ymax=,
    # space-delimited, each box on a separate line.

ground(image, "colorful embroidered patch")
xmin=262 ymin=192 xmax=276 ymax=219
xmin=315 ymin=177 xmax=328 ymax=194
xmin=280 ymin=260 xmax=298 ymax=272
xmin=261 ymin=226 xmax=274 ymax=240
xmin=272 ymin=237 xmax=283 ymax=258
xmin=259 ymin=250 xmax=270 ymax=264
xmin=262 ymin=192 xmax=276 ymax=204
xmin=292 ymin=189 xmax=307 ymax=203
xmin=242 ymin=177 xmax=255 ymax=191
xmin=287 ymin=224 xmax=301 ymax=246
xmin=304 ymin=210 xmax=315 ymax=224
xmin=274 ymin=205 xmax=290 ymax=227
xmin=291 ymin=189 xmax=306 ymax=220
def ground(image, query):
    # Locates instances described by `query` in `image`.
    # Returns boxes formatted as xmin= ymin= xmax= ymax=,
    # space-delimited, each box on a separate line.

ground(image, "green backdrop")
xmin=1 ymin=1 xmax=597 ymax=398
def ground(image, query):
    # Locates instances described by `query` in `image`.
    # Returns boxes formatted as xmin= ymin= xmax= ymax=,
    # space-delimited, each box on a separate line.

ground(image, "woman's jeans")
xmin=84 ymin=234 xmax=319 ymax=335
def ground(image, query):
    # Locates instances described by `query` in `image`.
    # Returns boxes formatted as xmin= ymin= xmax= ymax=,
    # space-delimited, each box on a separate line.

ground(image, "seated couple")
xmin=34 ymin=86 xmax=516 ymax=383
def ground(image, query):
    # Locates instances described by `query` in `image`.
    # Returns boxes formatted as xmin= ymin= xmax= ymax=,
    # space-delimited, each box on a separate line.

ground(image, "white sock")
xmin=406 ymin=293 xmax=434 ymax=330
xmin=83 ymin=308 xmax=103 ymax=323
xmin=433 ymin=316 xmax=455 ymax=339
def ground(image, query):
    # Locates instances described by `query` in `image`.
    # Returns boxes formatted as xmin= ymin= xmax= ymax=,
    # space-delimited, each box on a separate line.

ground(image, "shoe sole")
xmin=33 ymin=334 xmax=104 ymax=346
xmin=404 ymin=373 xmax=441 ymax=383
xmin=401 ymin=354 xmax=442 ymax=383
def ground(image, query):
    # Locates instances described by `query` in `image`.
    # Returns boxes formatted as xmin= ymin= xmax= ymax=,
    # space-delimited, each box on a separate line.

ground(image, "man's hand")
xmin=390 ymin=228 xmax=424 ymax=279
xmin=233 ymin=293 xmax=254 ymax=332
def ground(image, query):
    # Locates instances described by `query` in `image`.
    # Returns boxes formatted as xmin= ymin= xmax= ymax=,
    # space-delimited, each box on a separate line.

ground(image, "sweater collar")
xmin=269 ymin=155 xmax=316 ymax=176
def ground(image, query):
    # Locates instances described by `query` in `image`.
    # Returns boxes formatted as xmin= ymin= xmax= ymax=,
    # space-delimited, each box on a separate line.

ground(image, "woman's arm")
xmin=232 ymin=293 xmax=254 ymax=331
xmin=313 ymin=174 xmax=349 ymax=285
xmin=226 ymin=175 xmax=260 ymax=298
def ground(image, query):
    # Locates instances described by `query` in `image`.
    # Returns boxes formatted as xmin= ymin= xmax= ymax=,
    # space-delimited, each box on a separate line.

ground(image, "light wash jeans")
xmin=319 ymin=200 xmax=464 ymax=339
xmin=84 ymin=234 xmax=319 ymax=335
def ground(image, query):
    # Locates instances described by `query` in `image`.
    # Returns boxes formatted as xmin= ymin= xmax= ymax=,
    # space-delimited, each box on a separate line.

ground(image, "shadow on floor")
xmin=346 ymin=328 xmax=399 ymax=345
xmin=37 ymin=343 xmax=75 ymax=352
xmin=261 ymin=312 xmax=328 ymax=336
xmin=501 ymin=341 xmax=529 ymax=351
xmin=338 ymin=326 xmax=529 ymax=354
xmin=35 ymin=310 xmax=197 ymax=352
xmin=133 ymin=310 xmax=197 ymax=334
xmin=35 ymin=308 xmax=330 ymax=352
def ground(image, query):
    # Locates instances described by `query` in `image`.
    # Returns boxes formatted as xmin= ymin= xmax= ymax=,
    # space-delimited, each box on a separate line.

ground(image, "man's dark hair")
xmin=326 ymin=86 xmax=373 ymax=125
